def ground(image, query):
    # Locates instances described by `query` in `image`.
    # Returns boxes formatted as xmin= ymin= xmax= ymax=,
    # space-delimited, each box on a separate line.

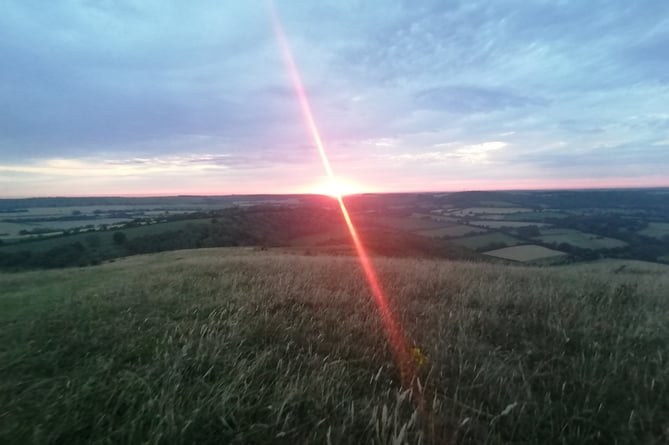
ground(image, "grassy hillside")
xmin=1 ymin=249 xmax=668 ymax=444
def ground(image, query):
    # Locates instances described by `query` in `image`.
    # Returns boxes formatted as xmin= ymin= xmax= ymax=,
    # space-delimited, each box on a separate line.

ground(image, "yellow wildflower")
xmin=411 ymin=347 xmax=428 ymax=367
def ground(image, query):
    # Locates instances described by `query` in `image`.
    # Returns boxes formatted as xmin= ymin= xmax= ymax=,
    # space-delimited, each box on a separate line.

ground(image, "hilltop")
xmin=1 ymin=248 xmax=667 ymax=444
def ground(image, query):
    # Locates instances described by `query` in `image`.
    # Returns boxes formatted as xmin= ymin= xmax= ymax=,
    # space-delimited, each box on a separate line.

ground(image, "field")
xmin=639 ymin=222 xmax=669 ymax=239
xmin=0 ymin=197 xmax=294 ymax=242
xmin=469 ymin=221 xmax=549 ymax=229
xmin=483 ymin=244 xmax=567 ymax=262
xmin=3 ymin=189 xmax=669 ymax=265
xmin=450 ymin=232 xmax=522 ymax=250
xmin=0 ymin=221 xmax=30 ymax=238
xmin=536 ymin=229 xmax=628 ymax=250
xmin=0 ymin=218 xmax=211 ymax=254
xmin=1 ymin=248 xmax=667 ymax=444
xmin=501 ymin=211 xmax=568 ymax=221
xmin=0 ymin=206 xmax=142 ymax=240
xmin=363 ymin=216 xmax=449 ymax=232
xmin=449 ymin=207 xmax=531 ymax=216
xmin=415 ymin=225 xmax=486 ymax=238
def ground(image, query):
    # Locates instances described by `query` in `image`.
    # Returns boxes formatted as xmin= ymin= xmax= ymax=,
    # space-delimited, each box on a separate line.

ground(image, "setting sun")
xmin=313 ymin=179 xmax=362 ymax=198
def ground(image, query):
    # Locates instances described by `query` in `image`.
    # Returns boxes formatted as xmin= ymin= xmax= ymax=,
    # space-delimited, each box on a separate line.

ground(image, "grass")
xmin=536 ymin=229 xmax=628 ymax=250
xmin=557 ymin=258 xmax=669 ymax=274
xmin=483 ymin=244 xmax=566 ymax=262
xmin=1 ymin=248 xmax=668 ymax=444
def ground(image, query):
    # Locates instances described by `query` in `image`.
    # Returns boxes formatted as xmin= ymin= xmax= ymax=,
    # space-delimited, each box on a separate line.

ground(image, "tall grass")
xmin=1 ymin=249 xmax=667 ymax=444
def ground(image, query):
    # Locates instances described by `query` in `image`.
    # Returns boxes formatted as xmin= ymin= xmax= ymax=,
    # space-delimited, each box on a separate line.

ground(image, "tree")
xmin=86 ymin=234 xmax=101 ymax=248
xmin=517 ymin=225 xmax=541 ymax=238
xmin=113 ymin=231 xmax=127 ymax=245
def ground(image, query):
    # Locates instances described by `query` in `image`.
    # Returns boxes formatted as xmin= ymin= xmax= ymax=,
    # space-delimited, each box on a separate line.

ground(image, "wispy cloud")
xmin=390 ymin=141 xmax=508 ymax=164
xmin=0 ymin=155 xmax=228 ymax=177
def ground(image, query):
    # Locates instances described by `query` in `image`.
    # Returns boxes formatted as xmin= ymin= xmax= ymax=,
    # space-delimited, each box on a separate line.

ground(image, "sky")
xmin=1 ymin=0 xmax=668 ymax=197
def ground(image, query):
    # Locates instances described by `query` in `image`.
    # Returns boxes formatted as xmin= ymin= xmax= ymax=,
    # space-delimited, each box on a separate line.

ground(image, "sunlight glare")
xmin=314 ymin=179 xmax=361 ymax=198
xmin=269 ymin=0 xmax=416 ymax=389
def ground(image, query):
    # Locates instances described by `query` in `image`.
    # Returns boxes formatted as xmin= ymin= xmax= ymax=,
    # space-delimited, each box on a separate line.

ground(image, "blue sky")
xmin=1 ymin=0 xmax=668 ymax=196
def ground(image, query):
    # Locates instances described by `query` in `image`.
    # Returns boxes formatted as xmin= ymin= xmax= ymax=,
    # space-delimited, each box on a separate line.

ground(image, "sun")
xmin=313 ymin=179 xmax=361 ymax=198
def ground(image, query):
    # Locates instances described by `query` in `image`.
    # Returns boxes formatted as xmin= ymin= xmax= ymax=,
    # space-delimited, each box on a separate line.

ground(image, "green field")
xmin=450 ymin=207 xmax=531 ymax=217
xmin=0 ymin=218 xmax=130 ymax=238
xmin=0 ymin=202 xmax=244 ymax=241
xmin=415 ymin=225 xmax=486 ymax=238
xmin=536 ymin=229 xmax=628 ymax=250
xmin=451 ymin=232 xmax=522 ymax=249
xmin=501 ymin=211 xmax=568 ymax=221
xmin=1 ymin=248 xmax=667 ymax=444
xmin=638 ymin=222 xmax=669 ymax=239
xmin=362 ymin=216 xmax=450 ymax=232
xmin=469 ymin=221 xmax=549 ymax=229
xmin=483 ymin=244 xmax=567 ymax=262
xmin=0 ymin=221 xmax=31 ymax=238
xmin=0 ymin=218 xmax=211 ymax=253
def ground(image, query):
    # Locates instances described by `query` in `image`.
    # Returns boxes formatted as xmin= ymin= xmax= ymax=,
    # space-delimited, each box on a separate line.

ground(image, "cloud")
xmin=0 ymin=148 xmax=319 ymax=178
xmin=390 ymin=141 xmax=507 ymax=164
xmin=0 ymin=1 xmax=668 ymax=195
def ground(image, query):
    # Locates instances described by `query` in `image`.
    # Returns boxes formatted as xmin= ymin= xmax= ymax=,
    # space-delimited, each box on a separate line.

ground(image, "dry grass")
xmin=1 ymin=248 xmax=668 ymax=444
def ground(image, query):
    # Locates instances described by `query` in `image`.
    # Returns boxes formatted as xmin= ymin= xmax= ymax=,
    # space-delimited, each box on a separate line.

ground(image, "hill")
xmin=1 ymin=249 xmax=667 ymax=444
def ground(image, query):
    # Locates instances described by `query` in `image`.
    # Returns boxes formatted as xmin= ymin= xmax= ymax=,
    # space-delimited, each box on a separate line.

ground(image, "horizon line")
xmin=1 ymin=184 xmax=668 ymax=200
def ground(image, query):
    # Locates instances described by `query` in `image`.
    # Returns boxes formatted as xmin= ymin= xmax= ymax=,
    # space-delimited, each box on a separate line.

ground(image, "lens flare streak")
xmin=269 ymin=2 xmax=415 ymax=386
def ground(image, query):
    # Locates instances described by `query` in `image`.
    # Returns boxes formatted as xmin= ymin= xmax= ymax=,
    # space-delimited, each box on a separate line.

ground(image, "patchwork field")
xmin=536 ymin=229 xmax=628 ymax=249
xmin=483 ymin=244 xmax=567 ymax=262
